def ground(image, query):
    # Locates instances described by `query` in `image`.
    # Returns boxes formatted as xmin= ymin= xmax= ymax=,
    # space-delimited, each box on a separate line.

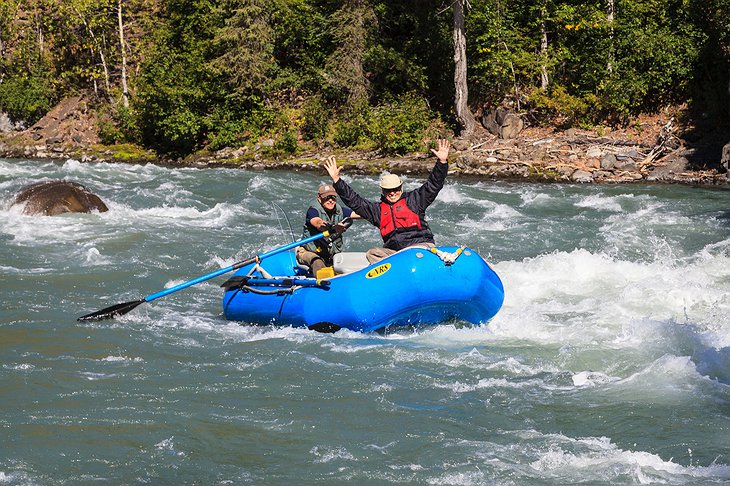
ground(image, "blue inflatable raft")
xmin=222 ymin=245 xmax=504 ymax=332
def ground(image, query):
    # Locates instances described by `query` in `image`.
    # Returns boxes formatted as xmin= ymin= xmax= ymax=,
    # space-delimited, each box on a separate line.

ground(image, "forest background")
xmin=0 ymin=0 xmax=728 ymax=162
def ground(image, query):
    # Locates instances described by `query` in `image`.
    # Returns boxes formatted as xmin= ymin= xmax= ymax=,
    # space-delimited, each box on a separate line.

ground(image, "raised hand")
xmin=430 ymin=139 xmax=451 ymax=163
xmin=324 ymin=156 xmax=341 ymax=183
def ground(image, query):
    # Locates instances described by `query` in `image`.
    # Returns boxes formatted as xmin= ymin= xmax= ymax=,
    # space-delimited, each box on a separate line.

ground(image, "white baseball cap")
xmin=379 ymin=173 xmax=402 ymax=190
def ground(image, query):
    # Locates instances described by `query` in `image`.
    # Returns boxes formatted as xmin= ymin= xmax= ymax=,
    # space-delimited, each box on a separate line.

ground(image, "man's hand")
xmin=430 ymin=139 xmax=450 ymax=163
xmin=331 ymin=217 xmax=353 ymax=234
xmin=324 ymin=156 xmax=341 ymax=183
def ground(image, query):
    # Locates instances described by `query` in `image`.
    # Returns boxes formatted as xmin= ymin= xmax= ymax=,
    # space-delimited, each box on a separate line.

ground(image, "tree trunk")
xmin=540 ymin=18 xmax=548 ymax=90
xmin=118 ymin=0 xmax=129 ymax=108
xmin=453 ymin=0 xmax=475 ymax=136
xmin=607 ymin=0 xmax=615 ymax=73
xmin=36 ymin=15 xmax=43 ymax=59
xmin=74 ymin=7 xmax=111 ymax=99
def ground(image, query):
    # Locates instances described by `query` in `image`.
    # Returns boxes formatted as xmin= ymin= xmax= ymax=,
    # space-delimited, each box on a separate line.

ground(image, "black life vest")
xmin=379 ymin=199 xmax=422 ymax=238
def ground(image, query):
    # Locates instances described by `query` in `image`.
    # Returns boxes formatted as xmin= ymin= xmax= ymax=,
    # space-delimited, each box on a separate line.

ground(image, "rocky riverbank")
xmin=1 ymin=95 xmax=728 ymax=186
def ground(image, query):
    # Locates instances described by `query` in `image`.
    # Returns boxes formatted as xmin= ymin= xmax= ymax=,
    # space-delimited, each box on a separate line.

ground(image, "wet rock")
xmin=615 ymin=158 xmax=637 ymax=171
xmin=557 ymin=166 xmax=575 ymax=177
xmin=600 ymin=154 xmax=617 ymax=169
xmin=619 ymin=149 xmax=640 ymax=159
xmin=481 ymin=108 xmax=524 ymax=139
xmin=586 ymin=147 xmax=602 ymax=158
xmin=591 ymin=170 xmax=614 ymax=181
xmin=12 ymin=180 xmax=108 ymax=216
xmin=646 ymin=157 xmax=689 ymax=181
xmin=572 ymin=170 xmax=594 ymax=183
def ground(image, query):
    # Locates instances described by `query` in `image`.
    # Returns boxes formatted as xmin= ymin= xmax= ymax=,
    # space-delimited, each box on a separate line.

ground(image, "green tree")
xmin=0 ymin=0 xmax=56 ymax=125
xmin=267 ymin=0 xmax=329 ymax=97
xmin=324 ymin=0 xmax=376 ymax=108
xmin=599 ymin=0 xmax=702 ymax=121
xmin=134 ymin=0 xmax=222 ymax=155
xmin=689 ymin=0 xmax=730 ymax=119
xmin=209 ymin=0 xmax=273 ymax=98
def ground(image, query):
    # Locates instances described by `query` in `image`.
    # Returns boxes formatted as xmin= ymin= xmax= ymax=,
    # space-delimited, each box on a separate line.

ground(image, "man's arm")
xmin=305 ymin=207 xmax=330 ymax=232
xmin=333 ymin=178 xmax=380 ymax=226
xmin=408 ymin=139 xmax=450 ymax=211
xmin=324 ymin=156 xmax=379 ymax=226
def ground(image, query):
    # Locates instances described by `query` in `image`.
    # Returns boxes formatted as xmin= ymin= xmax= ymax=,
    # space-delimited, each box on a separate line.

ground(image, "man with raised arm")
xmin=323 ymin=139 xmax=451 ymax=263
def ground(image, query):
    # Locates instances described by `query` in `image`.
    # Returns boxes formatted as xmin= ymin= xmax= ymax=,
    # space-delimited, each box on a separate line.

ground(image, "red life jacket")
xmin=379 ymin=199 xmax=422 ymax=238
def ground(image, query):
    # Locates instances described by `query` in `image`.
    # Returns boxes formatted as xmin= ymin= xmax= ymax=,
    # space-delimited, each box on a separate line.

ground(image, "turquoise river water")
xmin=1 ymin=157 xmax=729 ymax=485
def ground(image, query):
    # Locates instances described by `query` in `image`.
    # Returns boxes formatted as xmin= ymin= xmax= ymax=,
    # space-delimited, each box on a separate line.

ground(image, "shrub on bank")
xmin=0 ymin=75 xmax=54 ymax=127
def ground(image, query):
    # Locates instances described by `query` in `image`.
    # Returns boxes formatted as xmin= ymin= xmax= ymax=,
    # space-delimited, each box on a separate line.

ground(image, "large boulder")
xmin=481 ymin=107 xmax=524 ymax=139
xmin=13 ymin=180 xmax=108 ymax=216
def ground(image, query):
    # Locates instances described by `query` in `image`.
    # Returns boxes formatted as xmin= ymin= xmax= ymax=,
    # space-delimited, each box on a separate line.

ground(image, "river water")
xmin=1 ymin=157 xmax=729 ymax=485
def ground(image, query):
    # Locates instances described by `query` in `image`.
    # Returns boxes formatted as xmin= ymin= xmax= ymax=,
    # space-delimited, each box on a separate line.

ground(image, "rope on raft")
xmin=430 ymin=246 xmax=465 ymax=265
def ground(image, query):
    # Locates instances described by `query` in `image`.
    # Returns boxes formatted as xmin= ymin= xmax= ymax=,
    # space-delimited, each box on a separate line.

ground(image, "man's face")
xmin=319 ymin=194 xmax=337 ymax=210
xmin=382 ymin=186 xmax=402 ymax=204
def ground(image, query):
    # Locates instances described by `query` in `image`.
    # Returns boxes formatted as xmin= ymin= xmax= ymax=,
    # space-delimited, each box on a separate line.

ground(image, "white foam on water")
xmin=101 ymin=356 xmax=144 ymax=363
xmin=310 ymin=445 xmax=356 ymax=463
xmin=0 ymin=158 xmax=57 ymax=177
xmin=2 ymin=363 xmax=35 ymax=371
xmin=426 ymin=470 xmax=484 ymax=485
xmin=521 ymin=432 xmax=730 ymax=483
xmin=83 ymin=246 xmax=110 ymax=265
xmin=0 ymin=209 xmax=109 ymax=246
xmin=0 ymin=264 xmax=55 ymax=274
xmin=80 ymin=371 xmax=118 ymax=381
xmin=600 ymin=203 xmax=697 ymax=256
xmin=0 ymin=470 xmax=37 ymax=485
xmin=323 ymin=341 xmax=387 ymax=354
xmin=147 ymin=310 xmax=322 ymax=346
xmin=60 ymin=158 xmax=180 ymax=181
xmin=132 ymin=182 xmax=199 ymax=207
xmin=404 ymin=324 xmax=496 ymax=347
xmin=61 ymin=158 xmax=84 ymax=172
xmin=519 ymin=187 xmax=566 ymax=208
xmin=435 ymin=376 xmax=550 ymax=393
xmin=574 ymin=193 xmax=625 ymax=212
xmin=491 ymin=246 xmax=729 ymax=349
xmin=571 ymin=371 xmax=620 ymax=387
xmin=131 ymin=202 xmax=242 ymax=228
xmin=469 ymin=180 xmax=515 ymax=194
xmin=437 ymin=185 xmax=485 ymax=205
xmin=437 ymin=185 xmax=523 ymax=220
xmin=154 ymin=436 xmax=186 ymax=457
xmin=603 ymin=354 xmax=725 ymax=402
xmin=482 ymin=355 xmax=562 ymax=375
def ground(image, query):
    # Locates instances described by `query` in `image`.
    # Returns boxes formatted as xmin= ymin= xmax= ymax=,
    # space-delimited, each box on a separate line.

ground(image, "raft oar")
xmin=77 ymin=231 xmax=331 ymax=322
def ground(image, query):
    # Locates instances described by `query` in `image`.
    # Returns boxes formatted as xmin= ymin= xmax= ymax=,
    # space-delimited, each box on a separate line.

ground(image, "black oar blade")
xmin=308 ymin=322 xmax=341 ymax=333
xmin=77 ymin=299 xmax=145 ymax=322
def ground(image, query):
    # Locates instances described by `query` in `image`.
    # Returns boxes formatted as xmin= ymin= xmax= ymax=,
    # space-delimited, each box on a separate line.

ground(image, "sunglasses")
xmin=322 ymin=195 xmax=337 ymax=201
xmin=382 ymin=186 xmax=402 ymax=195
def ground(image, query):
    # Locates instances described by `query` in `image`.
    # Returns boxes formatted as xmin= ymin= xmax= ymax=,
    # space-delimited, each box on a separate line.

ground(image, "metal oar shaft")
xmin=142 ymin=231 xmax=331 ymax=302
xmin=78 ymin=231 xmax=330 ymax=321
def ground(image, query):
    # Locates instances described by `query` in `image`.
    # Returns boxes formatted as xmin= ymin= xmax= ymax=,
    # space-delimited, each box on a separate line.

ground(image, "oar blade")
xmin=77 ymin=299 xmax=144 ymax=322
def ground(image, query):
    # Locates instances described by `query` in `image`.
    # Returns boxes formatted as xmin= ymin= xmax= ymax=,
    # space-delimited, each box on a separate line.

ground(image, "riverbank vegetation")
xmin=0 ymin=0 xmax=728 ymax=159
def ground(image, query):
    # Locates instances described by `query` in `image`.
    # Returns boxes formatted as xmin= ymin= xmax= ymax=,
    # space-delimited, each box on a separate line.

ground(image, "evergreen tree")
xmin=325 ymin=0 xmax=376 ymax=108
xmin=209 ymin=0 xmax=273 ymax=98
